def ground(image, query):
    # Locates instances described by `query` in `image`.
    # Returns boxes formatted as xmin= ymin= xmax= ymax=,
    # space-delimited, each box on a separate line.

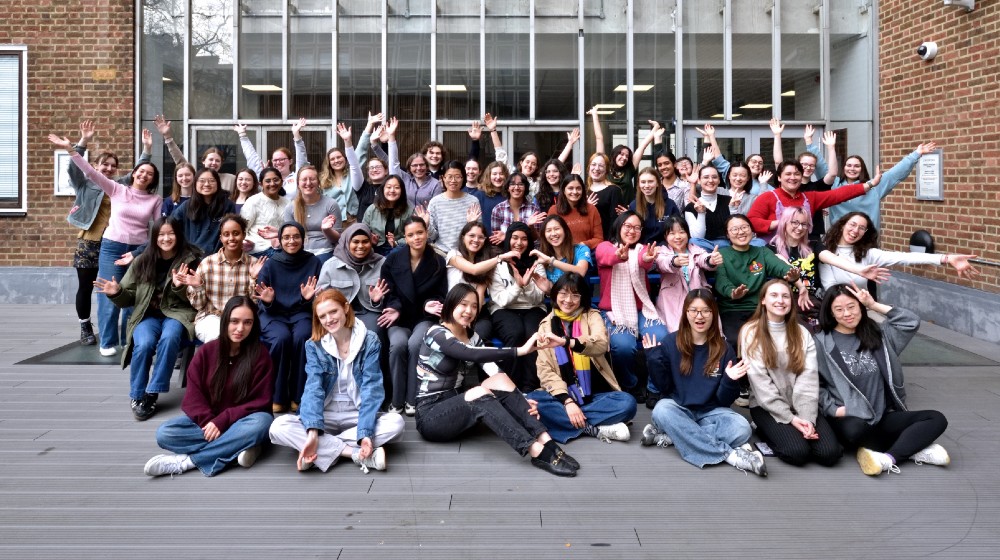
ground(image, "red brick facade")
xmin=0 ymin=0 xmax=135 ymax=266
xmin=878 ymin=0 xmax=1000 ymax=293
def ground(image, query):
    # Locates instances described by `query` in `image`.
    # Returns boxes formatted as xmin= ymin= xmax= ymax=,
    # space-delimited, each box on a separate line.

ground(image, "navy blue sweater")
xmin=171 ymin=198 xmax=237 ymax=256
xmin=646 ymin=332 xmax=740 ymax=411
xmin=257 ymin=252 xmax=323 ymax=329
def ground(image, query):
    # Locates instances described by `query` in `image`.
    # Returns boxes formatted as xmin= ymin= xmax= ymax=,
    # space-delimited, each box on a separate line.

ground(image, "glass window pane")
xmin=141 ymin=0 xmax=185 ymax=121
xmin=267 ymin=129 xmax=327 ymax=171
xmin=388 ymin=0 xmax=432 ymax=157
xmin=829 ymin=0 xmax=873 ymax=122
xmin=190 ymin=0 xmax=234 ymax=119
xmin=781 ymin=2 xmax=822 ymax=120
xmin=536 ymin=0 xmax=578 ymax=120
xmin=634 ymin=0 xmax=676 ymax=152
xmin=486 ymin=1 xmax=530 ymax=120
xmin=681 ymin=3 xmax=723 ymax=120
xmin=290 ymin=1 xmax=332 ymax=118
xmin=240 ymin=0 xmax=283 ymax=119
xmin=337 ymin=1 xmax=382 ymax=122
xmin=583 ymin=0 xmax=626 ymax=155
xmin=437 ymin=0 xmax=480 ymax=120
xmin=732 ymin=0 xmax=772 ymax=121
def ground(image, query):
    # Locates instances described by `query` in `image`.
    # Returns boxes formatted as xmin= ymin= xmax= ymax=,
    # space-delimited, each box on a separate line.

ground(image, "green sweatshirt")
xmin=714 ymin=245 xmax=792 ymax=313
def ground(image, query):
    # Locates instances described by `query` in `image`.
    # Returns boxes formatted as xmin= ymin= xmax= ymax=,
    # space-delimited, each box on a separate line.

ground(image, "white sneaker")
xmin=404 ymin=403 xmax=416 ymax=417
xmin=640 ymin=424 xmax=673 ymax=448
xmin=726 ymin=447 xmax=768 ymax=477
xmin=237 ymin=445 xmax=262 ymax=468
xmin=912 ymin=443 xmax=950 ymax=466
xmin=387 ymin=405 xmax=404 ymax=415
xmin=99 ymin=346 xmax=117 ymax=357
xmin=857 ymin=447 xmax=901 ymax=476
xmin=144 ymin=454 xmax=193 ymax=477
xmin=595 ymin=422 xmax=630 ymax=443
xmin=352 ymin=447 xmax=386 ymax=474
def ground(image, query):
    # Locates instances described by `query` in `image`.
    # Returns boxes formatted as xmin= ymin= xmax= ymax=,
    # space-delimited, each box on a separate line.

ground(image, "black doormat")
xmin=16 ymin=341 xmax=121 ymax=366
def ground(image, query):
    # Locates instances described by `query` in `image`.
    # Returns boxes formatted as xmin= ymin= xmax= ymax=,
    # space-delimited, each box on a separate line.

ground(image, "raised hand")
xmin=385 ymin=116 xmax=399 ymax=138
xmin=468 ymin=120 xmax=482 ymax=140
xmin=693 ymin=199 xmax=706 ymax=214
xmin=466 ymin=204 xmax=482 ymax=223
xmin=615 ymin=243 xmax=629 ymax=261
xmin=153 ymin=115 xmax=173 ymax=139
xmin=725 ymin=358 xmax=750 ymax=380
xmin=803 ymin=124 xmax=815 ymax=145
xmin=233 ymin=123 xmax=247 ymax=136
xmin=641 ymin=332 xmax=659 ymax=349
xmin=859 ymin=264 xmax=892 ymax=284
xmin=731 ymin=284 xmax=749 ymax=300
xmin=47 ymin=134 xmax=73 ymax=151
xmin=758 ymin=169 xmax=773 ymax=185
xmin=571 ymin=162 xmax=583 ymax=175
xmin=916 ymin=141 xmax=938 ymax=155
xmin=702 ymin=146 xmax=714 ymax=165
xmin=526 ymin=211 xmax=547 ymax=226
xmin=336 ymin=123 xmax=353 ymax=144
xmin=114 ymin=252 xmax=134 ymax=266
xmin=821 ymin=130 xmax=837 ymax=147
xmin=413 ymin=204 xmax=429 ymax=222
xmin=321 ymin=214 xmax=338 ymax=231
xmin=371 ymin=124 xmax=385 ymax=143
xmin=366 ymin=111 xmax=384 ymax=129
xmin=642 ymin=242 xmax=657 ymax=263
xmin=291 ymin=117 xmax=307 ymax=138
xmin=769 ymin=118 xmax=785 ymax=136
xmin=708 ymin=245 xmax=723 ymax=266
xmin=377 ymin=307 xmax=400 ymax=328
xmin=255 ymin=282 xmax=275 ymax=304
xmin=368 ymin=278 xmax=390 ymax=303
xmin=483 ymin=112 xmax=498 ymax=132
xmin=249 ymin=256 xmax=268 ymax=278
xmin=172 ymin=263 xmax=195 ymax=287
xmin=258 ymin=225 xmax=278 ymax=240
xmin=93 ymin=276 xmax=120 ymax=296
xmin=489 ymin=230 xmax=506 ymax=246
xmin=695 ymin=123 xmax=715 ymax=138
xmin=566 ymin=127 xmax=581 ymax=146
xmin=869 ymin=165 xmax=882 ymax=187
xmin=79 ymin=119 xmax=96 ymax=143
xmin=141 ymin=128 xmax=153 ymax=152
xmin=300 ymin=276 xmax=318 ymax=300
xmin=614 ymin=204 xmax=629 ymax=216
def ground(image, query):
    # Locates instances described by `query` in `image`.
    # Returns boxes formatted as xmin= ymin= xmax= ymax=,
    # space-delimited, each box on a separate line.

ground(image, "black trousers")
xmin=415 ymin=388 xmax=548 ymax=456
xmin=491 ymin=307 xmax=547 ymax=391
xmin=750 ymin=407 xmax=842 ymax=466
xmin=829 ymin=409 xmax=948 ymax=460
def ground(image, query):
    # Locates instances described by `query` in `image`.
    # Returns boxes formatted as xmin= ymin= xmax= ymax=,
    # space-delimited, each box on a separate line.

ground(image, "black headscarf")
xmin=503 ymin=221 xmax=536 ymax=275
xmin=270 ymin=221 xmax=313 ymax=267
xmin=333 ymin=223 xmax=381 ymax=272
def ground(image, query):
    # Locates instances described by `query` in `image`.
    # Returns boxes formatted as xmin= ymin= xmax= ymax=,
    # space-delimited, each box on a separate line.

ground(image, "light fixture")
xmin=592 ymin=110 xmax=615 ymax=115
xmin=162 ymin=77 xmax=173 ymax=82
xmin=433 ymin=84 xmax=467 ymax=92
xmin=593 ymin=104 xmax=624 ymax=109
xmin=781 ymin=90 xmax=795 ymax=97
xmin=739 ymin=103 xmax=772 ymax=109
xmin=709 ymin=113 xmax=742 ymax=119
xmin=242 ymin=84 xmax=282 ymax=92
xmin=614 ymin=84 xmax=654 ymax=92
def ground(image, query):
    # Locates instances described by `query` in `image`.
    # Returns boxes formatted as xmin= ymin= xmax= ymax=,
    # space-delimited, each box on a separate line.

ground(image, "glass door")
xmin=438 ymin=126 xmax=579 ymax=173
xmin=685 ymin=125 xmax=825 ymax=175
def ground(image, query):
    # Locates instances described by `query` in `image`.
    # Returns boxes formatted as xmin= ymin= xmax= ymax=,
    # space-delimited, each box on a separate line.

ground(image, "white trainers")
xmin=144 ymin=453 xmax=193 ymax=477
xmin=726 ymin=447 xmax=768 ymax=477
xmin=99 ymin=346 xmax=117 ymax=357
xmin=912 ymin=443 xmax=950 ymax=466
xmin=237 ymin=445 xmax=262 ymax=468
xmin=595 ymin=422 xmax=630 ymax=443
xmin=640 ymin=424 xmax=673 ymax=448
xmin=352 ymin=447 xmax=386 ymax=474
xmin=404 ymin=403 xmax=416 ymax=417
xmin=857 ymin=447 xmax=901 ymax=476
xmin=387 ymin=405 xmax=404 ymax=415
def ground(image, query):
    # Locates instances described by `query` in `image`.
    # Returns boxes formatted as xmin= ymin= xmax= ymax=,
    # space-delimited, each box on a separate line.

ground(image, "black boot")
xmin=80 ymin=320 xmax=96 ymax=346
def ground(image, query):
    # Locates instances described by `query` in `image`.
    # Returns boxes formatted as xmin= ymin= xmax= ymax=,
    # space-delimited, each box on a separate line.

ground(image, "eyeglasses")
xmin=789 ymin=220 xmax=808 ymax=229
xmin=622 ymin=224 xmax=642 ymax=232
xmin=271 ymin=157 xmax=289 ymax=164
xmin=281 ymin=234 xmax=302 ymax=241
xmin=196 ymin=178 xmax=217 ymax=185
xmin=728 ymin=225 xmax=751 ymax=234
xmin=846 ymin=222 xmax=869 ymax=233
xmin=508 ymin=181 xmax=525 ymax=187
xmin=557 ymin=292 xmax=582 ymax=302
xmin=411 ymin=163 xmax=427 ymax=168
xmin=686 ymin=308 xmax=713 ymax=317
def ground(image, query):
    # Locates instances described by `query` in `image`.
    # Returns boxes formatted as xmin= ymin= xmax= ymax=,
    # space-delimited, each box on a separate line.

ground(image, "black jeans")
xmin=750 ymin=407 xmax=842 ymax=467
xmin=491 ymin=307 xmax=547 ymax=391
xmin=415 ymin=388 xmax=548 ymax=456
xmin=829 ymin=409 xmax=948 ymax=460
xmin=721 ymin=309 xmax=754 ymax=351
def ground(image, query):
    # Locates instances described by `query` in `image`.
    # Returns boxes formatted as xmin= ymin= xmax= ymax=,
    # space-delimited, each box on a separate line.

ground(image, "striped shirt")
xmin=70 ymin=153 xmax=162 ymax=245
xmin=187 ymin=248 xmax=257 ymax=321
xmin=427 ymin=193 xmax=478 ymax=254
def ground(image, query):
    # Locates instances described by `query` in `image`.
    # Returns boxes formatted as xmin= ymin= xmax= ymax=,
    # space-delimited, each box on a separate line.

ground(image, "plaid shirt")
xmin=491 ymin=200 xmax=542 ymax=234
xmin=188 ymin=248 xmax=257 ymax=321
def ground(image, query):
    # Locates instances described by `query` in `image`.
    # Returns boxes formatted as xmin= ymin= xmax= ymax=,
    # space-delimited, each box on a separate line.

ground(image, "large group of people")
xmin=50 ymin=112 xmax=975 ymax=479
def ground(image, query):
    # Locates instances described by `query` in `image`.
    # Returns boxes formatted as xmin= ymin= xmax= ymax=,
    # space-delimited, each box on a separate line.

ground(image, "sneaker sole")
xmin=856 ymin=448 xmax=885 ymax=476
xmin=238 ymin=446 xmax=261 ymax=468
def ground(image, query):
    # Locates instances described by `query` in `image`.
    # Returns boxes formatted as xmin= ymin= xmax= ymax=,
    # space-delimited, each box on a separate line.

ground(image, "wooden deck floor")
xmin=1 ymin=304 xmax=999 ymax=559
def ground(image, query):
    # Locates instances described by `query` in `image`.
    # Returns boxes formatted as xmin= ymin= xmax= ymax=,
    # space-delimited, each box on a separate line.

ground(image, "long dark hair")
xmin=131 ymin=216 xmax=194 ymax=285
xmin=457 ymin=221 xmax=491 ymax=285
xmin=502 ymin=172 xmax=530 ymax=201
xmin=374 ymin=175 xmax=409 ymax=217
xmin=186 ymin=168 xmax=229 ymax=221
xmin=231 ymin=167 xmax=260 ymax=202
xmin=838 ymin=155 xmax=872 ymax=185
xmin=535 ymin=158 xmax=566 ymax=211
xmin=676 ymin=288 xmax=727 ymax=376
xmin=502 ymin=221 xmax=536 ymax=275
xmin=211 ymin=296 xmax=264 ymax=406
xmin=537 ymin=214 xmax=575 ymax=263
xmin=609 ymin=210 xmax=641 ymax=246
xmin=818 ymin=283 xmax=883 ymax=352
xmin=556 ymin=174 xmax=589 ymax=216
xmin=132 ymin=162 xmax=160 ymax=194
xmin=824 ymin=212 xmax=878 ymax=262
xmin=441 ymin=283 xmax=480 ymax=337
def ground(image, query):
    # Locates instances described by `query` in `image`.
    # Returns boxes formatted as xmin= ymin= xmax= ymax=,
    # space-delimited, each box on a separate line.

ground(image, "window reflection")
xmin=290 ymin=1 xmax=333 ymax=118
xmin=141 ymin=0 xmax=185 ymax=121
xmin=634 ymin=0 xmax=676 ymax=152
xmin=682 ymin=3 xmax=723 ymax=120
xmin=438 ymin=0 xmax=479 ymax=120
xmin=191 ymin=0 xmax=234 ymax=119
xmin=337 ymin=1 xmax=381 ymax=126
xmin=536 ymin=0 xmax=578 ymax=120
xmin=781 ymin=2 xmax=822 ymax=120
xmin=732 ymin=0 xmax=772 ymax=121
xmin=240 ymin=0 xmax=282 ymax=119
xmin=583 ymin=0 xmax=626 ymax=155
xmin=388 ymin=0 xmax=432 ymax=157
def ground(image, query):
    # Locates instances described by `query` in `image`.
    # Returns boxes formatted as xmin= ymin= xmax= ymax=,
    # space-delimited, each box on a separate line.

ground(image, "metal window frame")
xmin=0 ymin=45 xmax=28 ymax=215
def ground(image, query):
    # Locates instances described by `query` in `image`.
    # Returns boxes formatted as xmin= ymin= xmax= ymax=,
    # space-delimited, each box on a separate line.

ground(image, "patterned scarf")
xmin=607 ymin=244 xmax=661 ymax=335
xmin=552 ymin=308 xmax=591 ymax=404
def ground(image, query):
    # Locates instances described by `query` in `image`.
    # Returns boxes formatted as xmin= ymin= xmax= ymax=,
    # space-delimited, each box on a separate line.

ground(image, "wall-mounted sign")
xmin=915 ymin=149 xmax=943 ymax=201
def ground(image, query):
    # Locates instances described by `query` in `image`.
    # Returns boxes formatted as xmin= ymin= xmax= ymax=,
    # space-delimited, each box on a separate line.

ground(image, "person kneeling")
xmin=145 ymin=296 xmax=274 ymax=477
xmin=269 ymin=289 xmax=404 ymax=473
xmin=527 ymin=273 xmax=637 ymax=444
xmin=641 ymin=289 xmax=767 ymax=477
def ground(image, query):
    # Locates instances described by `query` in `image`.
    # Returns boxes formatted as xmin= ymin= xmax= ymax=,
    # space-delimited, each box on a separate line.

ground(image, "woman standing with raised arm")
xmin=584 ymin=153 xmax=622 ymax=240
xmin=143 ymin=296 xmax=274 ymax=477
xmin=415 ymin=284 xmax=578 ymax=476
xmin=50 ymin=127 xmax=162 ymax=357
xmin=740 ymin=279 xmax=842 ymax=466
xmin=269 ymin=289 xmax=405 ymax=473
xmin=631 ymin=167 xmax=680 ymax=245
xmin=235 ymin=118 xmax=309 ymax=199
xmin=65 ymin=119 xmax=152 ymax=346
xmin=700 ymin=123 xmax=773 ymax=196
xmin=770 ymin=121 xmax=839 ymax=240
xmin=154 ymin=115 xmax=237 ymax=192
xmin=590 ymin=112 xmax=659 ymax=204
xmin=96 ymin=216 xmax=199 ymax=421
xmin=320 ymin=123 xmax=364 ymax=224
xmin=815 ymin=283 xmax=950 ymax=476
xmin=362 ymin=174 xmax=413 ymax=256
xmin=641 ymin=289 xmax=767 ymax=477
xmin=282 ymin=166 xmax=342 ymax=263
xmin=385 ymin=117 xmax=443 ymax=209
xmin=240 ymin=167 xmax=289 ymax=258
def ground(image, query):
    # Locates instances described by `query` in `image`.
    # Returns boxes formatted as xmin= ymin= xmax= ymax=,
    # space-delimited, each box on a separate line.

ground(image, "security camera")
xmin=917 ymin=42 xmax=938 ymax=61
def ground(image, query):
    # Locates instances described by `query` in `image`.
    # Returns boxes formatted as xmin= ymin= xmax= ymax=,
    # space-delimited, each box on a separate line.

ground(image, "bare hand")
xmin=258 ymin=225 xmax=278 ymax=240
xmin=468 ymin=120 xmax=482 ymax=140
xmin=299 ymin=431 xmax=319 ymax=469
xmin=642 ymin=242 xmax=657 ymax=263
xmin=945 ymin=254 xmax=980 ymax=279
xmin=114 ymin=252 xmax=134 ymax=266
xmin=731 ymin=284 xmax=749 ymax=300
xmin=672 ymin=253 xmax=690 ymax=268
xmin=413 ymin=204 xmax=429 ymax=223
xmin=695 ymin=123 xmax=715 ymax=138
xmin=385 ymin=116 xmax=399 ymax=138
xmin=291 ymin=117 xmax=307 ymax=138
xmin=202 ymin=422 xmax=221 ymax=442
xmin=377 ymin=307 xmax=400 ymax=328
xmin=141 ymin=128 xmax=153 ymax=152
xmin=47 ymin=134 xmax=73 ymax=151
xmin=565 ymin=401 xmax=587 ymax=429
xmin=707 ymin=245 xmax=723 ymax=266
xmin=424 ymin=300 xmax=444 ymax=316
xmin=79 ymin=119 xmax=96 ymax=143
xmin=797 ymin=288 xmax=813 ymax=311
xmin=615 ymin=204 xmax=629 ymax=216
xmin=357 ymin=437 xmax=374 ymax=461
xmin=172 ymin=263 xmax=196 ymax=287
xmin=526 ymin=211 xmax=547 ymax=226
xmin=725 ymin=359 xmax=749 ymax=381
xmin=843 ymin=281 xmax=875 ymax=309
xmin=821 ymin=130 xmax=837 ymax=147
xmin=783 ymin=267 xmax=801 ymax=283
xmin=153 ymin=115 xmax=172 ymax=139
xmin=835 ymin=406 xmax=846 ymax=418
xmin=336 ymin=122 xmax=353 ymax=144
xmin=758 ymin=170 xmax=773 ymax=186
xmin=385 ymin=231 xmax=396 ymax=247
xmin=526 ymin=398 xmax=541 ymax=420
xmin=803 ymin=124 xmax=815 ymax=145
xmin=859 ymin=264 xmax=892 ymax=284
xmin=255 ymin=283 xmax=275 ymax=304
xmin=93 ymin=276 xmax=120 ymax=296
xmin=483 ymin=112 xmax=498 ymax=131
xmin=791 ymin=417 xmax=818 ymax=440
xmin=586 ymin=192 xmax=599 ymax=207
xmin=566 ymin=127 xmax=581 ymax=145
xmin=516 ymin=333 xmax=540 ymax=356
xmin=769 ymin=118 xmax=785 ymax=136
xmin=366 ymin=111 xmax=384 ymax=129
xmin=916 ymin=141 xmax=938 ymax=155
xmin=529 ymin=249 xmax=554 ymax=266
xmin=489 ymin=230 xmax=506 ymax=246
xmin=233 ymin=123 xmax=247 ymax=136
xmin=869 ymin=165 xmax=882 ymax=187
xmin=300 ymin=276 xmax=318 ymax=300
xmin=367 ymin=278 xmax=390 ymax=303
xmin=641 ymin=333 xmax=659 ymax=349
xmin=615 ymin=243 xmax=629 ymax=262
xmin=321 ymin=214 xmax=338 ymax=231
xmin=466 ymin=204 xmax=482 ymax=222
xmin=249 ymin=256 xmax=267 ymax=278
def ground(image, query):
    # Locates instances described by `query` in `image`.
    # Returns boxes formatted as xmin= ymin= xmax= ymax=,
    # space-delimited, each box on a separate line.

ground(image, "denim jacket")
xmin=66 ymin=145 xmax=150 ymax=231
xmin=299 ymin=328 xmax=384 ymax=441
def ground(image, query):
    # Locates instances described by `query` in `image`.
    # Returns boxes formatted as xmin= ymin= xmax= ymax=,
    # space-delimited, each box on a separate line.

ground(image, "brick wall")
xmin=878 ymin=0 xmax=1000 ymax=293
xmin=0 ymin=0 xmax=135 ymax=266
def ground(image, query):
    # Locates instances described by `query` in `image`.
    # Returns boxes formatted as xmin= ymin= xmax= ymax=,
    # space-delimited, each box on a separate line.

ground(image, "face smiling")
xmin=762 ymin=283 xmax=792 ymax=322
xmin=349 ymin=234 xmax=372 ymax=260
xmin=383 ymin=178 xmax=402 ymax=202
xmin=219 ymin=219 xmax=246 ymax=254
xmin=841 ymin=215 xmax=869 ymax=245
xmin=728 ymin=167 xmax=749 ymax=192
xmin=564 ymin=180 xmax=583 ymax=203
xmin=404 ymin=221 xmax=427 ymax=251
xmin=844 ymin=157 xmax=863 ymax=181
xmin=700 ymin=169 xmax=720 ymax=194
xmin=463 ymin=227 xmax=486 ymax=253
xmin=202 ymin=152 xmax=223 ymax=171
xmin=545 ymin=164 xmax=562 ymax=187
xmin=555 ymin=288 xmax=582 ymax=315
xmin=261 ymin=172 xmax=283 ymax=197
xmin=442 ymin=168 xmax=464 ymax=193
xmin=196 ymin=172 xmax=218 ymax=198
xmin=784 ymin=211 xmax=810 ymax=243
xmin=638 ymin=173 xmax=658 ymax=199
xmin=236 ymin=171 xmax=256 ymax=194
xmin=831 ymin=294 xmax=862 ymax=332
xmin=509 ymin=230 xmax=529 ymax=254
xmin=175 ymin=166 xmax=194 ymax=191
xmin=686 ymin=298 xmax=714 ymax=335
xmin=726 ymin=218 xmax=753 ymax=248
xmin=156 ymin=223 xmax=177 ymax=255
xmin=620 ymin=216 xmax=642 ymax=245
xmin=520 ymin=155 xmax=538 ymax=177
xmin=328 ymin=149 xmax=346 ymax=172
xmin=666 ymin=222 xmax=689 ymax=253
xmin=317 ymin=299 xmax=350 ymax=336
xmin=465 ymin=160 xmax=480 ymax=184
xmin=279 ymin=227 xmax=303 ymax=254
xmin=588 ymin=158 xmax=607 ymax=182
xmin=368 ymin=161 xmax=387 ymax=182
xmin=452 ymin=292 xmax=479 ymax=329
xmin=544 ymin=220 xmax=565 ymax=248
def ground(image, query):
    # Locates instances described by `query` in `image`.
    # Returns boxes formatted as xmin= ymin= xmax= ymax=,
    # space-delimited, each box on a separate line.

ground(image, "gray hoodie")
xmin=813 ymin=307 xmax=920 ymax=424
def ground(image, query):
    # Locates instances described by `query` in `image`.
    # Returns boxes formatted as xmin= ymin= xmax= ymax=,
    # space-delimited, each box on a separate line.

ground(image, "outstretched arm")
xmin=588 ymin=107 xmax=605 ymax=154
xmin=769 ymin=118 xmax=785 ymax=166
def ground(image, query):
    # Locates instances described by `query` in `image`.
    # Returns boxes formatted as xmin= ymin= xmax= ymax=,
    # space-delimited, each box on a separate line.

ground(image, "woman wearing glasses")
xmin=489 ymin=172 xmax=546 ymax=246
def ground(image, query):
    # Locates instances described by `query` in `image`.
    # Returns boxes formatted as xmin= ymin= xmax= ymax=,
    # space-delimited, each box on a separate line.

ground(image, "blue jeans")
xmin=97 ymin=239 xmax=140 ymax=348
xmin=129 ymin=316 xmax=188 ymax=400
xmin=527 ymin=390 xmax=637 ymax=443
xmin=651 ymin=398 xmax=751 ymax=468
xmin=602 ymin=310 xmax=668 ymax=391
xmin=155 ymin=412 xmax=273 ymax=477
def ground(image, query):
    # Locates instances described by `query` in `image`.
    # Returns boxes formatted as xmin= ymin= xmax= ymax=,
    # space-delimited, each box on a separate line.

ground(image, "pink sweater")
xmin=595 ymin=241 xmax=656 ymax=312
xmin=71 ymin=153 xmax=162 ymax=245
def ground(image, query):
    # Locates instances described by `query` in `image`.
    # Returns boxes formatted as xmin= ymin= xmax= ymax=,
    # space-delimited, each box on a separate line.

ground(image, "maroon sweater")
xmin=182 ymin=339 xmax=274 ymax=433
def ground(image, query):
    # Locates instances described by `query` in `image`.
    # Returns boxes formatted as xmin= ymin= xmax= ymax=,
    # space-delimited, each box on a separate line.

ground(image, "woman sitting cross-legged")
xmin=415 ymin=284 xmax=579 ymax=477
xmin=641 ymin=288 xmax=767 ymax=477
xmin=144 ymin=296 xmax=274 ymax=477
xmin=740 ymin=279 xmax=842 ymax=467
xmin=526 ymin=273 xmax=637 ymax=445
xmin=269 ymin=289 xmax=405 ymax=474
xmin=815 ymin=283 xmax=950 ymax=476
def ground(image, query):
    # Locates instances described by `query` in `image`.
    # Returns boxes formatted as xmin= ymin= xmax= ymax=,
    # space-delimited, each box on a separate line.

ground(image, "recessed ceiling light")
xmin=593 ymin=110 xmax=615 ymax=115
xmin=162 ymin=77 xmax=173 ymax=82
xmin=614 ymin=84 xmax=654 ymax=92
xmin=781 ymin=90 xmax=795 ymax=97
xmin=593 ymin=103 xmax=625 ymax=109
xmin=242 ymin=84 xmax=282 ymax=92
xmin=738 ymin=103 xmax=772 ymax=109
xmin=433 ymin=84 xmax=467 ymax=92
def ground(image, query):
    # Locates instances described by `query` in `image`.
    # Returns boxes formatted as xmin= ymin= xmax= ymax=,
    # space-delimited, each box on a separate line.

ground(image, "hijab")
xmin=270 ymin=221 xmax=313 ymax=267
xmin=333 ymin=223 xmax=381 ymax=272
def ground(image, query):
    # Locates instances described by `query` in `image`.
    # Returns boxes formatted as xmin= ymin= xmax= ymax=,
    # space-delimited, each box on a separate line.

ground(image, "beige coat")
xmin=535 ymin=309 xmax=620 ymax=396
